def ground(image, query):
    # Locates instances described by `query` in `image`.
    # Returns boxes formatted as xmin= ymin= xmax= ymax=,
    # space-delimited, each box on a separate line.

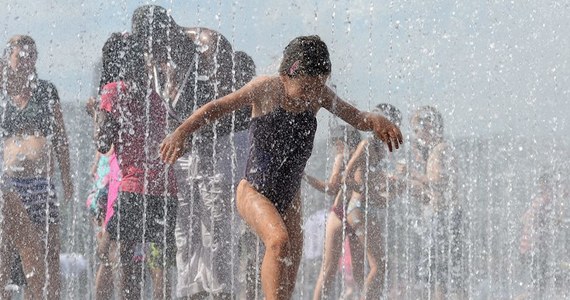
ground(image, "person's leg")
xmin=95 ymin=230 xmax=115 ymax=300
xmin=312 ymin=211 xmax=344 ymax=300
xmin=95 ymin=259 xmax=115 ymax=300
xmin=119 ymin=241 xmax=143 ymax=300
xmin=347 ymin=208 xmax=385 ymax=299
xmin=236 ymin=180 xmax=293 ymax=300
xmin=1 ymin=191 xmax=47 ymax=299
xmin=42 ymin=222 xmax=61 ymax=299
xmin=150 ymin=266 xmax=168 ymax=300
xmin=281 ymin=195 xmax=303 ymax=300
xmin=0 ymin=229 xmax=14 ymax=298
xmin=147 ymin=241 xmax=175 ymax=300
xmin=348 ymin=231 xmax=365 ymax=290
xmin=109 ymin=192 xmax=146 ymax=300
xmin=145 ymin=194 xmax=178 ymax=300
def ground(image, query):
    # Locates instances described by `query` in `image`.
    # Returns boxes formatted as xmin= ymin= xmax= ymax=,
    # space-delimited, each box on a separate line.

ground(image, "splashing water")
xmin=0 ymin=1 xmax=569 ymax=299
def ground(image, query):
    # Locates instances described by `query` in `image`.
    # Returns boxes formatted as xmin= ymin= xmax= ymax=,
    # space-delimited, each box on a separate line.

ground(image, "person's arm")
xmin=160 ymin=76 xmax=264 ymax=163
xmin=320 ymin=87 xmax=403 ymax=151
xmin=95 ymin=109 xmax=117 ymax=155
xmin=95 ymin=84 xmax=119 ymax=155
xmin=305 ymin=152 xmax=345 ymax=196
xmin=90 ymin=151 xmax=101 ymax=179
xmin=85 ymin=96 xmax=97 ymax=118
xmin=304 ymin=174 xmax=327 ymax=192
xmin=341 ymin=139 xmax=368 ymax=192
xmin=409 ymin=143 xmax=454 ymax=204
xmin=87 ymin=96 xmax=102 ymax=178
xmin=50 ymin=86 xmax=74 ymax=201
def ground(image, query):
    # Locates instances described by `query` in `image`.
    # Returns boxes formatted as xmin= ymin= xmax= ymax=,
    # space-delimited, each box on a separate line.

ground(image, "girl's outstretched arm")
xmin=160 ymin=77 xmax=262 ymax=163
xmin=320 ymin=87 xmax=403 ymax=151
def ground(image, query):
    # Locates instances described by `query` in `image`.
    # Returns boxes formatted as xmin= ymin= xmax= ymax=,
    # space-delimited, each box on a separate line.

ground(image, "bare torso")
xmin=3 ymin=135 xmax=54 ymax=178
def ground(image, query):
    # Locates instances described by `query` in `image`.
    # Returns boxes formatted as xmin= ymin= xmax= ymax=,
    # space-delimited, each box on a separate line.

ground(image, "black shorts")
xmin=106 ymin=192 xmax=177 ymax=245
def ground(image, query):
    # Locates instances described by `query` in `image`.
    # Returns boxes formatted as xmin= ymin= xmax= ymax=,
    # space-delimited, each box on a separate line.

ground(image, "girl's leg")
xmin=281 ymin=195 xmax=303 ymax=299
xmin=0 ymin=230 xmax=13 ymax=298
xmin=119 ymin=241 xmax=143 ymax=300
xmin=148 ymin=243 xmax=172 ymax=300
xmin=348 ymin=231 xmax=365 ymax=290
xmin=1 ymin=191 xmax=47 ymax=299
xmin=236 ymin=180 xmax=292 ymax=300
xmin=312 ymin=211 xmax=344 ymax=300
xmin=348 ymin=209 xmax=385 ymax=299
xmin=44 ymin=223 xmax=61 ymax=299
xmin=95 ymin=231 xmax=115 ymax=300
xmin=151 ymin=267 xmax=170 ymax=300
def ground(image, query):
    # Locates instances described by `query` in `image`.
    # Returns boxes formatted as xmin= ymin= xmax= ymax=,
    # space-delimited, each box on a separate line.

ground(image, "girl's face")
xmin=282 ymin=74 xmax=328 ymax=101
xmin=411 ymin=114 xmax=435 ymax=146
xmin=8 ymin=44 xmax=37 ymax=74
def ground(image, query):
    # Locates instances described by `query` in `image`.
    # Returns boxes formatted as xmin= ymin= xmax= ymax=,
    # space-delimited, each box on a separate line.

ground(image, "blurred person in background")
xmin=308 ymin=124 xmax=361 ymax=300
xmin=85 ymin=32 xmax=127 ymax=300
xmin=95 ymin=33 xmax=177 ymax=300
xmin=0 ymin=35 xmax=73 ymax=299
xmin=407 ymin=106 xmax=462 ymax=300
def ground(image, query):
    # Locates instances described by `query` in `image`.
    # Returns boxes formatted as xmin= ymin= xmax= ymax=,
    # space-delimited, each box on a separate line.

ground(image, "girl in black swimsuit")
xmin=160 ymin=35 xmax=403 ymax=300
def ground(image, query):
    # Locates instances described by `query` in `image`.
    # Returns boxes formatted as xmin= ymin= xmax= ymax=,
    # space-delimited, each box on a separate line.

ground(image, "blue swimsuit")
xmin=245 ymin=106 xmax=317 ymax=213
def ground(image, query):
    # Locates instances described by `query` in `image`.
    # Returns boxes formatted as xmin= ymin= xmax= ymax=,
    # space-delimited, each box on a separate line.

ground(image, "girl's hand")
xmin=160 ymin=129 xmax=188 ymax=164
xmin=85 ymin=97 xmax=97 ymax=117
xmin=371 ymin=114 xmax=403 ymax=152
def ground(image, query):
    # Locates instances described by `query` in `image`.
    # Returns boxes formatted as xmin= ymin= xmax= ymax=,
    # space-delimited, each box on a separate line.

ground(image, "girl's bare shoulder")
xmin=247 ymin=75 xmax=280 ymax=91
xmin=249 ymin=76 xmax=283 ymax=116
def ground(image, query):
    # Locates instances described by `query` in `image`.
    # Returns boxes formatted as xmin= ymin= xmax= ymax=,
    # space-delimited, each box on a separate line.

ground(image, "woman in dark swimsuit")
xmin=160 ymin=36 xmax=403 ymax=300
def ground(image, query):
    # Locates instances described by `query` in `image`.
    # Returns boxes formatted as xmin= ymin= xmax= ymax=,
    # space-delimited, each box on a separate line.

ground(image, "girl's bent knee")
xmin=266 ymin=232 xmax=290 ymax=255
xmin=368 ymin=263 xmax=379 ymax=279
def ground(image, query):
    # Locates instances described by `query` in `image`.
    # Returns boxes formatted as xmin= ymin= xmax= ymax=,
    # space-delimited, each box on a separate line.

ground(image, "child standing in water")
xmin=0 ymin=35 xmax=73 ymax=299
xmin=160 ymin=35 xmax=403 ymax=300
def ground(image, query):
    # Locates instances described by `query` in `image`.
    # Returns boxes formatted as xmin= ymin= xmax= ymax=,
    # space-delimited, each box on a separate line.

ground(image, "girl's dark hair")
xmin=373 ymin=103 xmax=402 ymax=126
xmin=330 ymin=124 xmax=361 ymax=150
xmin=278 ymin=35 xmax=331 ymax=77
xmin=99 ymin=32 xmax=129 ymax=90
xmin=122 ymin=34 xmax=147 ymax=96
xmin=414 ymin=105 xmax=444 ymax=135
xmin=131 ymin=5 xmax=178 ymax=64
xmin=7 ymin=35 xmax=38 ymax=60
xmin=100 ymin=33 xmax=146 ymax=99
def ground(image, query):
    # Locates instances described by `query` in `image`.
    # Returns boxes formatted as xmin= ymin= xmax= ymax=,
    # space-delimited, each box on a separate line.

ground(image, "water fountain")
xmin=0 ymin=1 xmax=569 ymax=299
